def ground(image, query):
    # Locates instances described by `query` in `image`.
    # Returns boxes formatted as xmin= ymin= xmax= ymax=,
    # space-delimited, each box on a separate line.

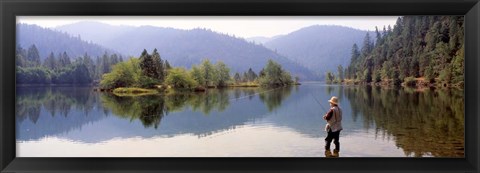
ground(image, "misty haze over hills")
xmin=16 ymin=24 xmax=117 ymax=61
xmin=16 ymin=21 xmax=375 ymax=80
xmin=264 ymin=25 xmax=372 ymax=76
xmin=245 ymin=35 xmax=283 ymax=44
xmin=56 ymin=22 xmax=317 ymax=79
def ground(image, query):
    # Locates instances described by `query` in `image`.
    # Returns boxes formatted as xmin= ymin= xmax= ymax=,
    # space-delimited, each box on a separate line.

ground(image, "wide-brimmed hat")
xmin=328 ymin=96 xmax=339 ymax=105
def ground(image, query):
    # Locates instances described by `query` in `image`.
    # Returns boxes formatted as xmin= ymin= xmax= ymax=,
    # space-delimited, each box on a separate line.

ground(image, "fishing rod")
xmin=311 ymin=94 xmax=328 ymax=112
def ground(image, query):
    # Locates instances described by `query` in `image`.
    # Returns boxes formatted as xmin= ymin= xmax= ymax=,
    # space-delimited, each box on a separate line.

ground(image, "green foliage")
xmin=190 ymin=65 xmax=205 ymax=86
xmin=373 ymin=71 xmax=382 ymax=83
xmin=200 ymin=59 xmax=216 ymax=87
xmin=151 ymin=49 xmax=165 ymax=82
xmin=345 ymin=16 xmax=464 ymax=86
xmin=113 ymin=87 xmax=158 ymax=96
xmin=215 ymin=61 xmax=231 ymax=87
xmin=16 ymin=66 xmax=53 ymax=84
xmin=165 ymin=67 xmax=197 ymax=89
xmin=43 ymin=52 xmax=58 ymax=69
xmin=403 ymin=76 xmax=416 ymax=87
xmin=100 ymin=58 xmax=156 ymax=89
xmin=100 ymin=59 xmax=137 ymax=89
xmin=451 ymin=45 xmax=464 ymax=84
xmin=26 ymin=44 xmax=41 ymax=66
xmin=438 ymin=64 xmax=452 ymax=84
xmin=258 ymin=59 xmax=294 ymax=87
xmin=337 ymin=65 xmax=344 ymax=82
xmin=233 ymin=72 xmax=241 ymax=83
xmin=325 ymin=71 xmax=335 ymax=84
xmin=424 ymin=65 xmax=436 ymax=83
xmin=139 ymin=49 xmax=158 ymax=79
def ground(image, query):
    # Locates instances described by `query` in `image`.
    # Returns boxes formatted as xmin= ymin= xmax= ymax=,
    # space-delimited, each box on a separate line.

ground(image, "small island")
xmin=98 ymin=49 xmax=300 ymax=96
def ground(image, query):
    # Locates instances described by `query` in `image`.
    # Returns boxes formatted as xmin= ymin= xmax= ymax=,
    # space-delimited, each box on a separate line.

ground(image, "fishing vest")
xmin=326 ymin=106 xmax=343 ymax=132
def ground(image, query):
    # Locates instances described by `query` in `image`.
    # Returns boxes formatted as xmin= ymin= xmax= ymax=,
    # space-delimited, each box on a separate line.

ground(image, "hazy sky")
xmin=17 ymin=16 xmax=399 ymax=38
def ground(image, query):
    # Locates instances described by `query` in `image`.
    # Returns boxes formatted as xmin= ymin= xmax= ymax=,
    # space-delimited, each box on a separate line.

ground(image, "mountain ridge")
xmin=56 ymin=22 xmax=319 ymax=80
xmin=264 ymin=25 xmax=373 ymax=78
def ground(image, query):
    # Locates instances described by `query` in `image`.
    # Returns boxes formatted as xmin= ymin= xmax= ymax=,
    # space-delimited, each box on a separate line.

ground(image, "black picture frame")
xmin=1 ymin=0 xmax=479 ymax=172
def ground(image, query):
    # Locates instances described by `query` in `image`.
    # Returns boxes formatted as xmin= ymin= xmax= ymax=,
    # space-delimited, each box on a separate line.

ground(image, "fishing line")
xmin=311 ymin=94 xmax=328 ymax=112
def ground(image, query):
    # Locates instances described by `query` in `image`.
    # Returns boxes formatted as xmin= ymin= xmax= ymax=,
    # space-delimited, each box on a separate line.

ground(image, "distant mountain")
xmin=56 ymin=22 xmax=318 ymax=80
xmin=245 ymin=35 xmax=283 ymax=44
xmin=55 ymin=21 xmax=136 ymax=47
xmin=16 ymin=24 xmax=117 ymax=61
xmin=264 ymin=25 xmax=371 ymax=78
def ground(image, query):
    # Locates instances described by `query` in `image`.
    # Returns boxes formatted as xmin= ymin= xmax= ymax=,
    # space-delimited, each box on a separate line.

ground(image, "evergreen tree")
xmin=234 ymin=72 xmax=241 ymax=83
xmin=361 ymin=32 xmax=373 ymax=56
xmin=139 ymin=49 xmax=158 ymax=80
xmin=27 ymin=44 xmax=41 ymax=66
xmin=375 ymin=26 xmax=382 ymax=45
xmin=164 ymin=60 xmax=172 ymax=77
xmin=346 ymin=16 xmax=464 ymax=86
xmin=151 ymin=49 xmax=164 ymax=82
xmin=43 ymin=52 xmax=58 ymax=69
xmin=247 ymin=68 xmax=257 ymax=81
xmin=326 ymin=71 xmax=335 ymax=84
xmin=58 ymin=51 xmax=71 ymax=67
xmin=16 ymin=45 xmax=28 ymax=67
xmin=82 ymin=53 xmax=96 ymax=80
xmin=337 ymin=65 xmax=344 ymax=82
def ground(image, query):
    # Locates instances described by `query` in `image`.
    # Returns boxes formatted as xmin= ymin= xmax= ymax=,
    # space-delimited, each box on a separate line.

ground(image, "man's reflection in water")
xmin=324 ymin=150 xmax=340 ymax=157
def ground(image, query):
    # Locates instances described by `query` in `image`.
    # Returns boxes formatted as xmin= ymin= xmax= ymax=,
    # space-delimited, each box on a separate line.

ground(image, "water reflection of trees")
xmin=344 ymin=86 xmax=464 ymax=157
xmin=16 ymin=87 xmax=98 ymax=124
xmin=187 ymin=89 xmax=230 ymax=114
xmin=100 ymin=89 xmax=232 ymax=129
xmin=16 ymin=87 xmax=105 ymax=141
xmin=17 ymin=86 xmax=295 ymax=141
xmin=100 ymin=87 xmax=293 ymax=130
xmin=101 ymin=94 xmax=167 ymax=129
xmin=259 ymin=86 xmax=293 ymax=112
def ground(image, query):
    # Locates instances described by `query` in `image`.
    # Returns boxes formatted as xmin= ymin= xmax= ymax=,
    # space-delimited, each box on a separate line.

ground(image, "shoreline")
xmin=95 ymin=83 xmax=302 ymax=96
xmin=339 ymin=78 xmax=463 ymax=90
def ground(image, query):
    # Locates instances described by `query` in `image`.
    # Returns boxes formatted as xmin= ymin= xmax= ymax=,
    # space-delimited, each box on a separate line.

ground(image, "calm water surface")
xmin=16 ymin=83 xmax=464 ymax=157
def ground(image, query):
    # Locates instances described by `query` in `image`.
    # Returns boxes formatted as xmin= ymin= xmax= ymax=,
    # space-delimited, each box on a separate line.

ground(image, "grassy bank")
xmin=112 ymin=87 xmax=159 ymax=96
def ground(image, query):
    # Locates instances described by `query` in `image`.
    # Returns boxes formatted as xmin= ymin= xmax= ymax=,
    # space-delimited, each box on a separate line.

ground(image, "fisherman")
xmin=323 ymin=96 xmax=343 ymax=153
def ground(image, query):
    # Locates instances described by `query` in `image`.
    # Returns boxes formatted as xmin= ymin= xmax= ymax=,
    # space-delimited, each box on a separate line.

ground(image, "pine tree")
xmin=151 ymin=49 xmax=164 ymax=82
xmin=337 ymin=65 xmax=344 ymax=82
xmin=27 ymin=44 xmax=41 ymax=66
xmin=234 ymin=72 xmax=241 ymax=83
xmin=58 ymin=51 xmax=71 ymax=67
xmin=43 ymin=52 xmax=57 ymax=69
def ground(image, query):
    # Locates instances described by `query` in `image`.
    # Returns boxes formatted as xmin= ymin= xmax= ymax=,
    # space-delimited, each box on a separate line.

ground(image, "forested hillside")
xmin=16 ymin=44 xmax=123 ymax=85
xmin=16 ymin=24 xmax=116 ymax=61
xmin=344 ymin=16 xmax=464 ymax=87
xmin=56 ymin=22 xmax=318 ymax=80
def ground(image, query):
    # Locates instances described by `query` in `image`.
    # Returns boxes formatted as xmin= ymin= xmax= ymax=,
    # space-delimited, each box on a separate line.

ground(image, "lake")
xmin=15 ymin=83 xmax=464 ymax=157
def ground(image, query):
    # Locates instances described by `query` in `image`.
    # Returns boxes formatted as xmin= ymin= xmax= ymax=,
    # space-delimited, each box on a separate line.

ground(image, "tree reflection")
xmin=100 ymin=89 xmax=233 ymax=129
xmin=186 ymin=89 xmax=230 ymax=114
xmin=16 ymin=87 xmax=105 ymax=141
xmin=258 ymin=86 xmax=293 ymax=112
xmin=16 ymin=87 xmax=97 ymax=124
xmin=344 ymin=86 xmax=464 ymax=157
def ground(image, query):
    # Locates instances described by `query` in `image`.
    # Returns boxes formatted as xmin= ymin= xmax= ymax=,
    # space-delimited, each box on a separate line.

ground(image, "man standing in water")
xmin=323 ymin=96 xmax=343 ymax=156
